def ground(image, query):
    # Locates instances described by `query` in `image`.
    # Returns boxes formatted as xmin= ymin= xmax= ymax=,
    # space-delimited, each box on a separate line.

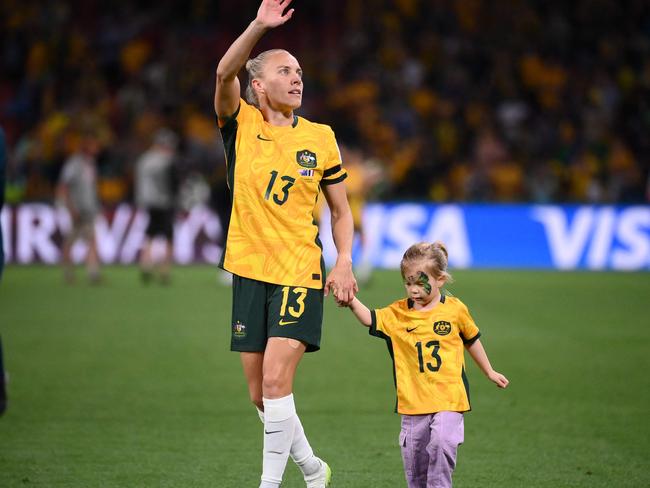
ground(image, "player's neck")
xmin=261 ymin=105 xmax=294 ymax=127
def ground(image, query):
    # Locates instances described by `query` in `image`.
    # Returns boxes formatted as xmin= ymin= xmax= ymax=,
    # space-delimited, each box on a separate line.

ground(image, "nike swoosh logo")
xmin=265 ymin=430 xmax=282 ymax=434
xmin=278 ymin=319 xmax=298 ymax=326
xmin=257 ymin=134 xmax=272 ymax=141
xmin=406 ymin=327 xmax=418 ymax=332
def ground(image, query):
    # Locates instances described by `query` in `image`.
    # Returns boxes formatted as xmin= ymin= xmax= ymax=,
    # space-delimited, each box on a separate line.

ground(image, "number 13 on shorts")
xmin=271 ymin=284 xmax=324 ymax=352
xmin=279 ymin=286 xmax=307 ymax=322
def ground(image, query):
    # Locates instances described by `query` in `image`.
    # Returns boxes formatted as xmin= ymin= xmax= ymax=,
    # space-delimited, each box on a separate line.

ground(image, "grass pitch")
xmin=0 ymin=266 xmax=648 ymax=487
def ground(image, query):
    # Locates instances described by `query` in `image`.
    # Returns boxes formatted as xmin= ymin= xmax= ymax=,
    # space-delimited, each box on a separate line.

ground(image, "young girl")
xmin=345 ymin=241 xmax=509 ymax=488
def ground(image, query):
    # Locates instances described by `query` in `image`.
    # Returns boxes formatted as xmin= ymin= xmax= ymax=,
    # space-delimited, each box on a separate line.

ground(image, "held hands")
xmin=255 ymin=0 xmax=295 ymax=29
xmin=324 ymin=262 xmax=358 ymax=306
xmin=488 ymin=370 xmax=510 ymax=389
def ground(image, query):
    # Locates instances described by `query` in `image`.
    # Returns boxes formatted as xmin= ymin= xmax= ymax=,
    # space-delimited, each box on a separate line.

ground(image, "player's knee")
xmin=261 ymin=371 xmax=288 ymax=397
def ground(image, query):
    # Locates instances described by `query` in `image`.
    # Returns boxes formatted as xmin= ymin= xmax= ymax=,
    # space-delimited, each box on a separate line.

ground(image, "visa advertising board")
xmin=2 ymin=203 xmax=649 ymax=270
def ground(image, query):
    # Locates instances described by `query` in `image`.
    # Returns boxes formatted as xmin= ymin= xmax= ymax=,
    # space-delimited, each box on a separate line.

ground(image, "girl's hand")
xmin=335 ymin=296 xmax=351 ymax=308
xmin=324 ymin=263 xmax=358 ymax=306
xmin=488 ymin=371 xmax=509 ymax=389
xmin=255 ymin=0 xmax=294 ymax=29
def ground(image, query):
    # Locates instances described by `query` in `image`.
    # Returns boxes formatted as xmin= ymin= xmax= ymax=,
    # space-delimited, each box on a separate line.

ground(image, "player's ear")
xmin=252 ymin=78 xmax=265 ymax=97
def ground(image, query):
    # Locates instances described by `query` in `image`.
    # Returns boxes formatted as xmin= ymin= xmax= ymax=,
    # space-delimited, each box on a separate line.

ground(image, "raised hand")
xmin=256 ymin=0 xmax=295 ymax=29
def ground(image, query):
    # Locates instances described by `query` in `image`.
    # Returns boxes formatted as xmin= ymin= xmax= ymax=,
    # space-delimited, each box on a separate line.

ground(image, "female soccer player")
xmin=214 ymin=1 xmax=357 ymax=487
xmin=345 ymin=242 xmax=509 ymax=488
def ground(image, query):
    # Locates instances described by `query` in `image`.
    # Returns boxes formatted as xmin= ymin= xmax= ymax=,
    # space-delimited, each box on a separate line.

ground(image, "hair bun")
xmin=431 ymin=241 xmax=448 ymax=259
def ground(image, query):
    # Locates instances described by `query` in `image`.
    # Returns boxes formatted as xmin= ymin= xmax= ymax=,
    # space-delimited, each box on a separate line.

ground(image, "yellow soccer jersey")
xmin=218 ymin=99 xmax=347 ymax=288
xmin=370 ymin=295 xmax=481 ymax=415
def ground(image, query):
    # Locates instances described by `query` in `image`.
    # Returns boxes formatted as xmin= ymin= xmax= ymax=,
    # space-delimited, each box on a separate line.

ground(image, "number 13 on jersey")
xmin=416 ymin=341 xmax=442 ymax=373
xmin=265 ymin=170 xmax=295 ymax=206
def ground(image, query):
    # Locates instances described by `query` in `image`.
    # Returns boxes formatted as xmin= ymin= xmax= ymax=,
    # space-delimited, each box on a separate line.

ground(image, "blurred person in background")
xmin=135 ymin=128 xmax=180 ymax=285
xmin=55 ymin=130 xmax=102 ymax=284
xmin=1 ymin=126 xmax=7 ymax=415
xmin=2 ymin=1 xmax=649 ymax=206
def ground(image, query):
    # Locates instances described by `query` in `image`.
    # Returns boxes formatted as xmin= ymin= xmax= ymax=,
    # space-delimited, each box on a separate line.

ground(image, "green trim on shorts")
xmin=230 ymin=275 xmax=324 ymax=353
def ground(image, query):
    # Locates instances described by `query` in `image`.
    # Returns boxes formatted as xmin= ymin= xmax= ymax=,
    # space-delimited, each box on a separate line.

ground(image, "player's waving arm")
xmin=214 ymin=0 xmax=295 ymax=120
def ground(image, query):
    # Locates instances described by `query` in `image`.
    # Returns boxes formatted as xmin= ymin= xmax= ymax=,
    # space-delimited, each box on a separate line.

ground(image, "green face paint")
xmin=417 ymin=271 xmax=432 ymax=295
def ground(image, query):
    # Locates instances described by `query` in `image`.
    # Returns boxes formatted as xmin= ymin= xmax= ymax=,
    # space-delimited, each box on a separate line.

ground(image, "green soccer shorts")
xmin=230 ymin=274 xmax=324 ymax=353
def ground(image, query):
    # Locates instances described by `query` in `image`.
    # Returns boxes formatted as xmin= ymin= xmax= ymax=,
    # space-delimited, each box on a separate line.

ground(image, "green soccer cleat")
xmin=305 ymin=458 xmax=331 ymax=488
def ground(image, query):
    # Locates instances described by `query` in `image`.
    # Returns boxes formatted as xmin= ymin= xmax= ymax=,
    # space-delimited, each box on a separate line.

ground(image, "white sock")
xmin=260 ymin=395 xmax=296 ymax=487
xmin=291 ymin=415 xmax=321 ymax=476
xmin=256 ymin=404 xmax=320 ymax=477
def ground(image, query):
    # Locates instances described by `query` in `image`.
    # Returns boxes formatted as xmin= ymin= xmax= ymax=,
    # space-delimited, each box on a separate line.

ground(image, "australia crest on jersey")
xmin=296 ymin=149 xmax=317 ymax=168
xmin=433 ymin=320 xmax=452 ymax=336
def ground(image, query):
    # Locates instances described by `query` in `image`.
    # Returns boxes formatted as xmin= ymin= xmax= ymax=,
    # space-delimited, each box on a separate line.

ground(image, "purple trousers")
xmin=399 ymin=411 xmax=464 ymax=488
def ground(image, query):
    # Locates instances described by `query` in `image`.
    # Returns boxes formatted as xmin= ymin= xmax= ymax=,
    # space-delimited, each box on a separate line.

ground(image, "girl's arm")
xmin=465 ymin=339 xmax=509 ymax=388
xmin=347 ymin=297 xmax=372 ymax=327
xmin=214 ymin=0 xmax=295 ymax=118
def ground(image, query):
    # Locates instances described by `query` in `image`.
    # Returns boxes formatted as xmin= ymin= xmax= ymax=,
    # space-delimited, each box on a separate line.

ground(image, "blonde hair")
xmin=400 ymin=241 xmax=453 ymax=283
xmin=245 ymin=49 xmax=287 ymax=108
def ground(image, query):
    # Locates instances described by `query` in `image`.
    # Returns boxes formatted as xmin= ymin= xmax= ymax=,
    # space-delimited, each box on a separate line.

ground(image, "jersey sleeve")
xmin=217 ymin=99 xmax=258 ymax=175
xmin=217 ymin=98 xmax=256 ymax=131
xmin=458 ymin=302 xmax=481 ymax=345
xmin=320 ymin=130 xmax=347 ymax=186
xmin=369 ymin=305 xmax=395 ymax=340
xmin=217 ymin=100 xmax=241 ymax=147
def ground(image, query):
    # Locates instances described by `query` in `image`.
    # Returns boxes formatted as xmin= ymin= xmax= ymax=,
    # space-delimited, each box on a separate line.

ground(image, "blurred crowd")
xmin=1 ymin=0 xmax=649 ymax=205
